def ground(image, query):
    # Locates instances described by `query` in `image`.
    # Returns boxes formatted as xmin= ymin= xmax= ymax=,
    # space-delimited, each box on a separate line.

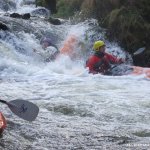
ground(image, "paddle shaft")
xmin=133 ymin=47 xmax=145 ymax=56
xmin=0 ymin=99 xmax=7 ymax=104
xmin=0 ymin=99 xmax=17 ymax=108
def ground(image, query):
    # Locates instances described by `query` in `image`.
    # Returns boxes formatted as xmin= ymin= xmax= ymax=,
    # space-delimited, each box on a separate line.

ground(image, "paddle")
xmin=133 ymin=47 xmax=145 ymax=56
xmin=123 ymin=47 xmax=146 ymax=63
xmin=0 ymin=99 xmax=39 ymax=121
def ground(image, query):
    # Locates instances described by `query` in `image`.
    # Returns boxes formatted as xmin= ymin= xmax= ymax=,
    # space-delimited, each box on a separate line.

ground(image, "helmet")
xmin=40 ymin=37 xmax=52 ymax=46
xmin=93 ymin=40 xmax=105 ymax=51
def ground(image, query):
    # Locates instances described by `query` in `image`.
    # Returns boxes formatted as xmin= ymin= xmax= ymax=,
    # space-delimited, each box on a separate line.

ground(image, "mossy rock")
xmin=48 ymin=17 xmax=61 ymax=25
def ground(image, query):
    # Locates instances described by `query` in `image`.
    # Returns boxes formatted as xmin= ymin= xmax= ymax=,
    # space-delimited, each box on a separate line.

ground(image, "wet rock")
xmin=48 ymin=17 xmax=61 ymax=25
xmin=22 ymin=13 xmax=31 ymax=20
xmin=0 ymin=22 xmax=9 ymax=30
xmin=10 ymin=13 xmax=31 ymax=20
xmin=0 ymin=15 xmax=42 ymax=38
xmin=31 ymin=7 xmax=50 ymax=18
xmin=10 ymin=13 xmax=22 ymax=18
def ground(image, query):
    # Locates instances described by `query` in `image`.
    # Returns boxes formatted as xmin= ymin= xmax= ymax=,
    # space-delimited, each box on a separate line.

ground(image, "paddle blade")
xmin=8 ymin=99 xmax=39 ymax=121
xmin=133 ymin=47 xmax=145 ymax=55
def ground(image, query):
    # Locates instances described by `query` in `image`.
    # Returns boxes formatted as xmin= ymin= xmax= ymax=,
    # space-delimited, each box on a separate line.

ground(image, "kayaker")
xmin=86 ymin=40 xmax=124 ymax=74
xmin=34 ymin=37 xmax=60 ymax=62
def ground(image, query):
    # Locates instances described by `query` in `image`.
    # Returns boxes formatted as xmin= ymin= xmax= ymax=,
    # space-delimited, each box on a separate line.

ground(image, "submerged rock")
xmin=10 ymin=13 xmax=22 ymax=19
xmin=22 ymin=13 xmax=31 ymax=20
xmin=31 ymin=7 xmax=50 ymax=18
xmin=0 ymin=22 xmax=9 ymax=30
xmin=48 ymin=17 xmax=61 ymax=25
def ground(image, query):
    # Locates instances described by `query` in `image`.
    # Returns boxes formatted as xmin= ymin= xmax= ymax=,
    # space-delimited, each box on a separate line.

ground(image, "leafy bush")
xmin=56 ymin=0 xmax=83 ymax=18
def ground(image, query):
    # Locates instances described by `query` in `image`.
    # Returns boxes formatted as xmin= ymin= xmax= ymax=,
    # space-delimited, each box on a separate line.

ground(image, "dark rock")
xmin=48 ymin=17 xmax=61 ymax=25
xmin=10 ymin=13 xmax=22 ymax=18
xmin=0 ymin=22 xmax=9 ymax=30
xmin=22 ymin=13 xmax=31 ymax=19
xmin=10 ymin=13 xmax=31 ymax=20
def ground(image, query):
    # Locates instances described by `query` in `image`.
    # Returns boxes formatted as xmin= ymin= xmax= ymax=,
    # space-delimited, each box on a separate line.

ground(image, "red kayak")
xmin=0 ymin=112 xmax=7 ymax=135
xmin=131 ymin=66 xmax=150 ymax=79
xmin=110 ymin=64 xmax=150 ymax=79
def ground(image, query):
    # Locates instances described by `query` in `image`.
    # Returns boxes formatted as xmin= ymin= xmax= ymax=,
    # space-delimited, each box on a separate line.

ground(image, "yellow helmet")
xmin=93 ymin=40 xmax=105 ymax=51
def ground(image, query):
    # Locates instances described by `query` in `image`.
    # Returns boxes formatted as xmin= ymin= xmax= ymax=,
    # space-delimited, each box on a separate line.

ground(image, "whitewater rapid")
xmin=0 ymin=1 xmax=150 ymax=150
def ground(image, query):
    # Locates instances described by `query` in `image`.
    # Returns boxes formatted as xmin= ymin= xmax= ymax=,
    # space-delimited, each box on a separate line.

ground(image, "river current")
xmin=0 ymin=1 xmax=150 ymax=150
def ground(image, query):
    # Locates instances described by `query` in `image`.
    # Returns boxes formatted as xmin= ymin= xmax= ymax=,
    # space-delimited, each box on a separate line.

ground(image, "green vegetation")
xmin=36 ymin=0 xmax=46 ymax=7
xmin=56 ymin=0 xmax=83 ymax=18
xmin=36 ymin=0 xmax=57 ymax=13
xmin=102 ymin=7 xmax=148 ymax=50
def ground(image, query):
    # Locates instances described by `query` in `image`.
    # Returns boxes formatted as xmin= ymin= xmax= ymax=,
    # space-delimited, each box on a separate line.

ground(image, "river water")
xmin=0 ymin=1 xmax=150 ymax=150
